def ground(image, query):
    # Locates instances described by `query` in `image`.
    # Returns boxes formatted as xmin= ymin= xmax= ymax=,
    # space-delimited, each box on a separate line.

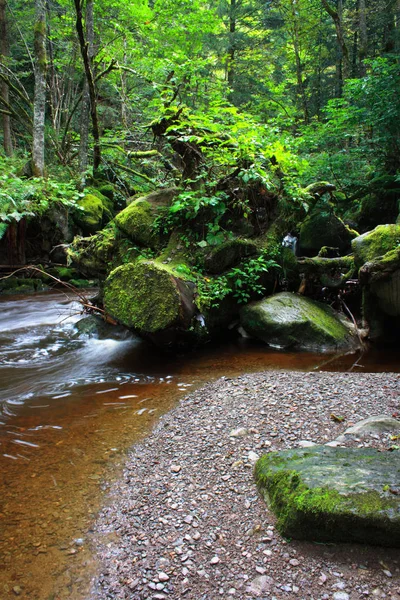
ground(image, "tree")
xmin=0 ymin=0 xmax=12 ymax=154
xmin=32 ymin=0 xmax=47 ymax=176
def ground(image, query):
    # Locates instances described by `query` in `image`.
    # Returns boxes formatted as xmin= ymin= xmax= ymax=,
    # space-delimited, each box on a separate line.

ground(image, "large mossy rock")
xmin=103 ymin=260 xmax=196 ymax=343
xmin=255 ymin=446 xmax=400 ymax=547
xmin=352 ymin=224 xmax=400 ymax=268
xmin=300 ymin=210 xmax=357 ymax=255
xmin=240 ymin=292 xmax=358 ymax=352
xmin=74 ymin=193 xmax=105 ymax=234
xmin=203 ymin=238 xmax=258 ymax=274
xmin=114 ymin=199 xmax=159 ymax=248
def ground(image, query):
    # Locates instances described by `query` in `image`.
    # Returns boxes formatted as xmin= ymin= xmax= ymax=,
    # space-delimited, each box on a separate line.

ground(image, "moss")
xmin=114 ymin=199 xmax=160 ymax=248
xmin=0 ymin=277 xmax=45 ymax=295
xmin=74 ymin=193 xmax=104 ymax=234
xmin=255 ymin=447 xmax=400 ymax=545
xmin=104 ymin=261 xmax=182 ymax=333
xmin=352 ymin=224 xmax=400 ymax=268
xmin=300 ymin=211 xmax=357 ymax=254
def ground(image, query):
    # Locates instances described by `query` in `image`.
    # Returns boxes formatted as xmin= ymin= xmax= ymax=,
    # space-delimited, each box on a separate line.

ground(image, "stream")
xmin=0 ymin=290 xmax=399 ymax=599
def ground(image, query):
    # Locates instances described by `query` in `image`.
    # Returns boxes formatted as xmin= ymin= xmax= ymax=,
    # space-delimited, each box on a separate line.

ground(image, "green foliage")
xmin=0 ymin=155 xmax=82 ymax=239
xmin=196 ymin=252 xmax=280 ymax=311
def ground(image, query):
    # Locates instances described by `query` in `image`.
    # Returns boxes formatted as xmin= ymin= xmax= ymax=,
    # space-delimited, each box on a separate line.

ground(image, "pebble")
xmin=333 ymin=593 xmax=350 ymax=600
xmin=210 ymin=556 xmax=220 ymax=564
xmin=158 ymin=572 xmax=169 ymax=582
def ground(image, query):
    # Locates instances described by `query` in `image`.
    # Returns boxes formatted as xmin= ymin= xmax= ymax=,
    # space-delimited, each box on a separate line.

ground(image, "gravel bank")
xmin=92 ymin=371 xmax=400 ymax=600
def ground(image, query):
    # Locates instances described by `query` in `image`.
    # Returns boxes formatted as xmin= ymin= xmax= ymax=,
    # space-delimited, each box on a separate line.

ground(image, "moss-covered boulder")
xmin=114 ymin=199 xmax=161 ymax=248
xmin=74 ymin=193 xmax=105 ymax=234
xmin=352 ymin=224 xmax=400 ymax=268
xmin=103 ymin=260 xmax=196 ymax=343
xmin=67 ymin=224 xmax=139 ymax=277
xmin=255 ymin=446 xmax=400 ymax=547
xmin=203 ymin=238 xmax=259 ymax=274
xmin=300 ymin=210 xmax=357 ymax=255
xmin=127 ymin=187 xmax=178 ymax=208
xmin=240 ymin=292 xmax=358 ymax=352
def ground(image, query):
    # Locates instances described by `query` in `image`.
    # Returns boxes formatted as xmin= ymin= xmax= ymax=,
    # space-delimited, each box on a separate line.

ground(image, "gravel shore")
xmin=91 ymin=371 xmax=400 ymax=600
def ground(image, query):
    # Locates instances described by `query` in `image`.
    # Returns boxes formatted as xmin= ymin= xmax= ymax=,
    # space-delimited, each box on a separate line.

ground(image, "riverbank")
xmin=91 ymin=371 xmax=400 ymax=600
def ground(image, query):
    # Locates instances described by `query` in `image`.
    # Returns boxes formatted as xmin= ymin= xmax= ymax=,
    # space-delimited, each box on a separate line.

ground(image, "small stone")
xmin=158 ymin=572 xmax=169 ymax=582
xmin=192 ymin=531 xmax=201 ymax=540
xmin=319 ymin=573 xmax=327 ymax=584
xmin=229 ymin=428 xmax=248 ymax=438
xmin=183 ymin=515 xmax=193 ymax=524
xmin=383 ymin=570 xmax=392 ymax=578
xmin=289 ymin=558 xmax=300 ymax=566
xmin=256 ymin=566 xmax=266 ymax=574
xmin=171 ymin=465 xmax=181 ymax=473
xmin=228 ymin=588 xmax=236 ymax=595
xmin=298 ymin=440 xmax=317 ymax=448
xmin=248 ymin=451 xmax=260 ymax=463
xmin=333 ymin=593 xmax=350 ymax=600
xmin=13 ymin=587 xmax=22 ymax=596
xmin=210 ymin=556 xmax=220 ymax=565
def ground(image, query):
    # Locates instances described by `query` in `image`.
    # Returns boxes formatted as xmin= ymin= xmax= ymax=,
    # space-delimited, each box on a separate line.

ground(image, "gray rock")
xmin=240 ymin=292 xmax=359 ymax=352
xmin=255 ymin=445 xmax=400 ymax=547
xmin=246 ymin=575 xmax=274 ymax=596
xmin=338 ymin=415 xmax=400 ymax=439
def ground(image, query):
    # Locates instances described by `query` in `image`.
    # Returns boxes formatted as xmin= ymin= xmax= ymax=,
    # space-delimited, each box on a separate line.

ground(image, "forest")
xmin=1 ymin=0 xmax=400 ymax=348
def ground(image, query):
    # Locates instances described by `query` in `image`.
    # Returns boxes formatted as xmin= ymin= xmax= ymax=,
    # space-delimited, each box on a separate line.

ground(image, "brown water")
xmin=0 ymin=291 xmax=399 ymax=599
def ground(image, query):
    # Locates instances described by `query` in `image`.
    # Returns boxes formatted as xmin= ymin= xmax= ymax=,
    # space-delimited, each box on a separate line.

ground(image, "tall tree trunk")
xmin=227 ymin=0 xmax=236 ymax=88
xmin=322 ymin=0 xmax=349 ymax=93
xmin=0 ymin=0 xmax=12 ymax=155
xmin=290 ymin=0 xmax=309 ymax=123
xmin=32 ymin=0 xmax=47 ymax=177
xmin=74 ymin=0 xmax=101 ymax=172
xmin=358 ymin=0 xmax=367 ymax=76
xmin=79 ymin=0 xmax=94 ymax=175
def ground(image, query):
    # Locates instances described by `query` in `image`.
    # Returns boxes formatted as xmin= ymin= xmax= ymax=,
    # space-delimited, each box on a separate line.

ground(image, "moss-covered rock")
xmin=240 ymin=292 xmax=358 ymax=352
xmin=114 ymin=199 xmax=161 ymax=248
xmin=352 ymin=224 xmax=400 ymax=268
xmin=255 ymin=446 xmax=400 ymax=546
xmin=74 ymin=193 xmax=105 ymax=234
xmin=67 ymin=224 xmax=139 ymax=276
xmin=103 ymin=260 xmax=196 ymax=337
xmin=300 ymin=210 xmax=357 ymax=255
xmin=0 ymin=277 xmax=45 ymax=295
xmin=127 ymin=187 xmax=178 ymax=208
xmin=202 ymin=238 xmax=258 ymax=274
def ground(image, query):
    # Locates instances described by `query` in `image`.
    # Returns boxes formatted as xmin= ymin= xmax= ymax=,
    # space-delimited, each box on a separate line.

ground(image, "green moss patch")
xmin=104 ymin=261 xmax=182 ymax=333
xmin=255 ymin=446 xmax=400 ymax=546
xmin=352 ymin=224 xmax=400 ymax=268
xmin=75 ymin=193 xmax=104 ymax=234
xmin=114 ymin=199 xmax=159 ymax=248
xmin=202 ymin=238 xmax=258 ymax=274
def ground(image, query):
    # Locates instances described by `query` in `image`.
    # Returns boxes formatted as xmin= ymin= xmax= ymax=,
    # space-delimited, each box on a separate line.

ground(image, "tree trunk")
xmin=227 ymin=0 xmax=236 ymax=89
xmin=358 ymin=0 xmax=368 ymax=76
xmin=322 ymin=0 xmax=349 ymax=92
xmin=78 ymin=0 xmax=94 ymax=175
xmin=32 ymin=0 xmax=47 ymax=177
xmin=290 ymin=0 xmax=309 ymax=123
xmin=0 ymin=0 xmax=12 ymax=155
xmin=74 ymin=0 xmax=101 ymax=172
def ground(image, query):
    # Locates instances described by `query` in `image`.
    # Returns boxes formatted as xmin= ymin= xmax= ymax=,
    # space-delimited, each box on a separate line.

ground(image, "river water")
xmin=0 ymin=291 xmax=399 ymax=599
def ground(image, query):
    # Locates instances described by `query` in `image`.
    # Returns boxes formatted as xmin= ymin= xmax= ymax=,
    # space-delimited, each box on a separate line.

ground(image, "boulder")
xmin=203 ymin=238 xmax=258 ymax=274
xmin=103 ymin=260 xmax=196 ymax=344
xmin=74 ymin=193 xmax=105 ymax=234
xmin=335 ymin=415 xmax=400 ymax=443
xmin=240 ymin=292 xmax=358 ymax=352
xmin=300 ymin=210 xmax=357 ymax=255
xmin=352 ymin=224 xmax=400 ymax=268
xmin=114 ymin=199 xmax=159 ymax=248
xmin=255 ymin=446 xmax=400 ymax=546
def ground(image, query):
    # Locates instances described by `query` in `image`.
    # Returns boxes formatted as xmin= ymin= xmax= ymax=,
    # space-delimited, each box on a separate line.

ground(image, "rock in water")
xmin=103 ymin=260 xmax=196 ymax=345
xmin=255 ymin=446 xmax=400 ymax=547
xmin=240 ymin=292 xmax=359 ymax=352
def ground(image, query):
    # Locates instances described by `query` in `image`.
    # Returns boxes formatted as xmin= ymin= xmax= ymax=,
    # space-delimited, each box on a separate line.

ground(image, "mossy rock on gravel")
xmin=202 ymin=238 xmax=259 ymax=274
xmin=300 ymin=210 xmax=357 ymax=255
xmin=255 ymin=446 xmax=400 ymax=547
xmin=240 ymin=292 xmax=358 ymax=352
xmin=103 ymin=260 xmax=196 ymax=336
xmin=114 ymin=199 xmax=161 ymax=248
xmin=352 ymin=224 xmax=400 ymax=268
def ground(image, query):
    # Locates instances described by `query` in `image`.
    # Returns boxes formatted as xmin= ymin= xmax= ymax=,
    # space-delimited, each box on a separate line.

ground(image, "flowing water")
xmin=0 ymin=291 xmax=399 ymax=599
